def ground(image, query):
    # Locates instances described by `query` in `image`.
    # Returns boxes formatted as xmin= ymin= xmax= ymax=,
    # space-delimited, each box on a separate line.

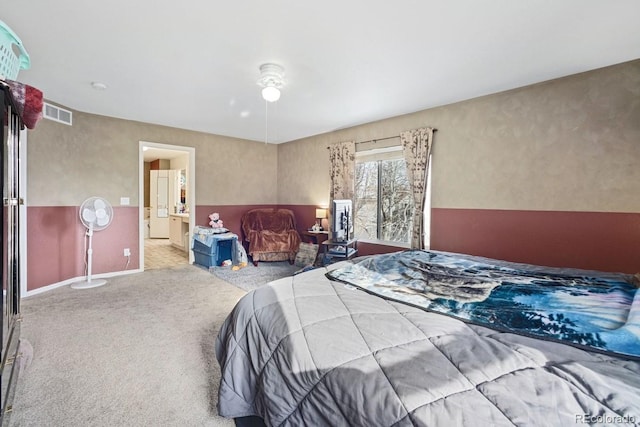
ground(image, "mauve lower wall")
xmin=195 ymin=205 xmax=277 ymax=241
xmin=430 ymin=209 xmax=640 ymax=273
xmin=28 ymin=207 xmax=139 ymax=289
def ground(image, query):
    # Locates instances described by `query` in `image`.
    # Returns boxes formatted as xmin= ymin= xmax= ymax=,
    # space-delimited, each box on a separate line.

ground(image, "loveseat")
xmin=241 ymin=208 xmax=301 ymax=266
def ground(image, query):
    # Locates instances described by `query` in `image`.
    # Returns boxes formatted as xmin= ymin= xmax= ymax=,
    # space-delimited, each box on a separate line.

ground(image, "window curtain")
xmin=401 ymin=127 xmax=434 ymax=250
xmin=328 ymin=141 xmax=356 ymax=234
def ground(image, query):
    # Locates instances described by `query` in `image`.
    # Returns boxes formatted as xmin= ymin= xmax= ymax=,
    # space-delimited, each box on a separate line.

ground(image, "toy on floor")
xmin=232 ymin=243 xmax=249 ymax=270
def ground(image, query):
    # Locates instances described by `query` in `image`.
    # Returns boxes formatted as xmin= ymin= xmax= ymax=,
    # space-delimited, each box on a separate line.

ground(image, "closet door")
xmin=0 ymin=86 xmax=23 ymax=425
xmin=150 ymin=170 xmax=170 ymax=238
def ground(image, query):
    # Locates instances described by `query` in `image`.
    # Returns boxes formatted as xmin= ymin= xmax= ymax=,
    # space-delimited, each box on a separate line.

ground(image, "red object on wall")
xmin=4 ymin=79 xmax=43 ymax=129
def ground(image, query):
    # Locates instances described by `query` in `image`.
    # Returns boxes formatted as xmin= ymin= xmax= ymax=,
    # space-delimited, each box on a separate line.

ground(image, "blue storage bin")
xmin=192 ymin=239 xmax=214 ymax=254
xmin=192 ymin=232 xmax=237 ymax=268
xmin=194 ymin=251 xmax=217 ymax=268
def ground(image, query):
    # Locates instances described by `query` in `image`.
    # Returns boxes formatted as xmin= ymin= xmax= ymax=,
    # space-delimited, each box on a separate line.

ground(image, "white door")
xmin=150 ymin=170 xmax=170 ymax=238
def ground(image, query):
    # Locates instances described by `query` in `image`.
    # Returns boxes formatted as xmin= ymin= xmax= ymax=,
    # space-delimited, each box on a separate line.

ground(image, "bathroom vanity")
xmin=169 ymin=213 xmax=190 ymax=251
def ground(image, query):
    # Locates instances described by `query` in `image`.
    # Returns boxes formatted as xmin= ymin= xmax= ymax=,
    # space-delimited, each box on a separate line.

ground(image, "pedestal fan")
xmin=71 ymin=197 xmax=114 ymax=289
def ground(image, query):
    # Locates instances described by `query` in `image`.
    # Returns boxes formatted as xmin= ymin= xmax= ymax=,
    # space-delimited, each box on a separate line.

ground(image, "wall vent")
xmin=43 ymin=102 xmax=73 ymax=125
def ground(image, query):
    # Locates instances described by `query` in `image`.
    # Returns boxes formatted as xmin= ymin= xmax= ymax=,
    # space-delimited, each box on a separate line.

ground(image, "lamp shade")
xmin=315 ymin=208 xmax=327 ymax=219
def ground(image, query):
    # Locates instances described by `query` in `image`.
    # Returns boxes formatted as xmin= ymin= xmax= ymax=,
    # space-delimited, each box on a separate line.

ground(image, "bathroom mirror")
xmin=180 ymin=169 xmax=187 ymax=205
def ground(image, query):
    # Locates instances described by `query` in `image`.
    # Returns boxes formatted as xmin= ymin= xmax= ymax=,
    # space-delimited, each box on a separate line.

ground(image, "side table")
xmin=301 ymin=230 xmax=329 ymax=245
xmin=321 ymin=238 xmax=358 ymax=265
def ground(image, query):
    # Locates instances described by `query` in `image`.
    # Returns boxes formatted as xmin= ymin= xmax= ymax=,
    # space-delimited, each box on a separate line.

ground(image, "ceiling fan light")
xmin=258 ymin=63 xmax=285 ymax=102
xmin=262 ymin=86 xmax=281 ymax=102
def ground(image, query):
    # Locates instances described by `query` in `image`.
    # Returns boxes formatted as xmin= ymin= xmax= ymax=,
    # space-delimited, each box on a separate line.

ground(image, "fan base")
xmin=71 ymin=278 xmax=107 ymax=289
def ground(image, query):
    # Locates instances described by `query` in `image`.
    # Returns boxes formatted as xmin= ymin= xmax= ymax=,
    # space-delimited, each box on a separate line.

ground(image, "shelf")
xmin=326 ymin=248 xmax=358 ymax=259
xmin=321 ymin=238 xmax=358 ymax=265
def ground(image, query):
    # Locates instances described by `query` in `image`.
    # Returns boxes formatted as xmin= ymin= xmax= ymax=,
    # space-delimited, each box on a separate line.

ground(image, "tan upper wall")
xmin=27 ymin=111 xmax=278 ymax=207
xmin=278 ymin=59 xmax=640 ymax=212
xmin=26 ymin=59 xmax=640 ymax=212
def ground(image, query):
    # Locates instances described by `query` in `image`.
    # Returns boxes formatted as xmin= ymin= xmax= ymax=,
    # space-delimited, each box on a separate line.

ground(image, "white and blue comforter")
xmin=327 ymin=250 xmax=640 ymax=360
xmin=215 ymin=252 xmax=640 ymax=426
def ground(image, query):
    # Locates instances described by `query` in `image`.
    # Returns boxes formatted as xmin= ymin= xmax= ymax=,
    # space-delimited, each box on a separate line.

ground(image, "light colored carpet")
xmin=10 ymin=264 xmax=246 ymax=427
xmin=208 ymin=261 xmax=301 ymax=292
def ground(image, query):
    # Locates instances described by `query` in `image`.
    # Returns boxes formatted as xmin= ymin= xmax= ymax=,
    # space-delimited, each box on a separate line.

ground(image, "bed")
xmin=215 ymin=250 xmax=640 ymax=426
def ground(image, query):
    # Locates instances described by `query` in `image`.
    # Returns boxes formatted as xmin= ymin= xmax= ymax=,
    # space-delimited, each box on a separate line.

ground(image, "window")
xmin=354 ymin=145 xmax=432 ymax=247
xmin=354 ymin=146 xmax=413 ymax=244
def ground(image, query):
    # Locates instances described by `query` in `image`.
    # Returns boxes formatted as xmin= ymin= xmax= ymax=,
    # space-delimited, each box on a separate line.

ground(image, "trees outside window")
xmin=354 ymin=158 xmax=413 ymax=244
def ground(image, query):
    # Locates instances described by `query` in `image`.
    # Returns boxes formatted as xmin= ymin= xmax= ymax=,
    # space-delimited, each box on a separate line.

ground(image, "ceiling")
xmin=142 ymin=147 xmax=187 ymax=162
xmin=3 ymin=1 xmax=639 ymax=144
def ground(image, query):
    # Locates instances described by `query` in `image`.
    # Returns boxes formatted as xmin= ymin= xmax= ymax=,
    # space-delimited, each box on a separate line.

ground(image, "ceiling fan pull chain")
xmin=265 ymin=99 xmax=268 ymax=144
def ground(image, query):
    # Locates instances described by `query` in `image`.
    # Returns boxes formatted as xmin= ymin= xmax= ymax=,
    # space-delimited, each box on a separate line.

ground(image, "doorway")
xmin=139 ymin=141 xmax=196 ymax=270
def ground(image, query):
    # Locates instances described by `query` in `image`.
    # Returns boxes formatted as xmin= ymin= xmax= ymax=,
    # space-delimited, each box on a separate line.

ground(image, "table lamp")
xmin=315 ymin=208 xmax=328 ymax=231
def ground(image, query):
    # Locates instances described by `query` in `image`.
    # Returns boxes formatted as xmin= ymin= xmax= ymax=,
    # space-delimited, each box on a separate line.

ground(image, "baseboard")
xmin=23 ymin=268 xmax=143 ymax=297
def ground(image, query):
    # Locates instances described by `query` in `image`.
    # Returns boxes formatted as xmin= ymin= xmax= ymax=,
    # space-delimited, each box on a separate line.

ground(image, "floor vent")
xmin=43 ymin=102 xmax=73 ymax=125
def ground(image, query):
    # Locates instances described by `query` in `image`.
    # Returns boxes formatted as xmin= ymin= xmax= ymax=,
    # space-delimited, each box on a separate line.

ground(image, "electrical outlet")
xmin=124 ymin=248 xmax=131 ymax=257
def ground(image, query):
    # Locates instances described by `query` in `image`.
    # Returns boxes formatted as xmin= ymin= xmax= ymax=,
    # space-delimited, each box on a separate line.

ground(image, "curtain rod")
xmin=356 ymin=135 xmax=398 ymax=145
xmin=326 ymin=128 xmax=438 ymax=149
xmin=355 ymin=128 xmax=437 ymax=145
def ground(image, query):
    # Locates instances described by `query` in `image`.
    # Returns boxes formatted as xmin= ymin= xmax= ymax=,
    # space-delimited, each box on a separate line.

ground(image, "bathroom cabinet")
xmin=169 ymin=214 xmax=189 ymax=251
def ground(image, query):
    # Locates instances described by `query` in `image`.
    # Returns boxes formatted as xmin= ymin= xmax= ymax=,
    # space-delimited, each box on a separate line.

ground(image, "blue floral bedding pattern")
xmin=326 ymin=250 xmax=640 ymax=359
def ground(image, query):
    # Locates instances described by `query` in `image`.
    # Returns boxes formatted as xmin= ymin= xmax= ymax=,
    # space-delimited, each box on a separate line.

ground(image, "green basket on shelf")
xmin=0 ymin=20 xmax=30 ymax=80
